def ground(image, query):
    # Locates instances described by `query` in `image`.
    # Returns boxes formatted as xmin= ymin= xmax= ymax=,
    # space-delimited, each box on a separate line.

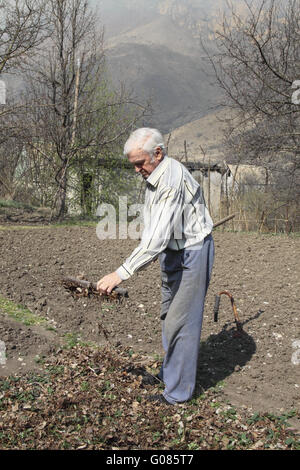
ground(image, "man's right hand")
xmin=96 ymin=271 xmax=122 ymax=295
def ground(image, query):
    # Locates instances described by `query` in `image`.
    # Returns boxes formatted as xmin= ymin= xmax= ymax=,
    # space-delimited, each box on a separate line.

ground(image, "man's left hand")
xmin=96 ymin=272 xmax=122 ymax=295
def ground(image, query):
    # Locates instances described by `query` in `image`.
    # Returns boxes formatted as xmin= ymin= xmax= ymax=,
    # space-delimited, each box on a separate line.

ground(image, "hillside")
xmin=93 ymin=0 xmax=257 ymax=133
xmin=105 ymin=14 xmax=219 ymax=133
xmin=165 ymin=107 xmax=231 ymax=162
xmin=106 ymin=14 xmax=199 ymax=57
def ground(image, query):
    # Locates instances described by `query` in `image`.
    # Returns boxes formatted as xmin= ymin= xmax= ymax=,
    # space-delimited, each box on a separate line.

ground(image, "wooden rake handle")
xmin=61 ymin=276 xmax=128 ymax=298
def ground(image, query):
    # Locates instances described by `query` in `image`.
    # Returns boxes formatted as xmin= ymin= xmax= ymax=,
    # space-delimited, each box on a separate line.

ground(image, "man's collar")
xmin=146 ymin=156 xmax=170 ymax=187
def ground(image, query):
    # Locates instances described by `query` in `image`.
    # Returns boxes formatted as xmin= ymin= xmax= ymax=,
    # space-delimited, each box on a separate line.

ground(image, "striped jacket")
xmin=116 ymin=156 xmax=213 ymax=280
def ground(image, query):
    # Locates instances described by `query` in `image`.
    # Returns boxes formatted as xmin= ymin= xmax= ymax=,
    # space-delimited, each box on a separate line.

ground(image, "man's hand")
xmin=96 ymin=272 xmax=122 ymax=295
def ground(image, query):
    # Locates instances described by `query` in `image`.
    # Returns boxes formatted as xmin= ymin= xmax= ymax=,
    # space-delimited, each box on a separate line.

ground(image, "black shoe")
xmin=141 ymin=372 xmax=163 ymax=386
xmin=123 ymin=366 xmax=163 ymax=386
xmin=146 ymin=394 xmax=172 ymax=405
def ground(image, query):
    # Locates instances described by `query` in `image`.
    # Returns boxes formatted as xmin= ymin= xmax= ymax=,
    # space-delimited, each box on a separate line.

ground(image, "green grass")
xmin=0 ymin=199 xmax=36 ymax=211
xmin=0 ymin=294 xmax=50 ymax=327
xmin=0 ymin=221 xmax=97 ymax=231
xmin=0 ymin=295 xmax=100 ymax=353
xmin=0 ymin=217 xmax=98 ymax=231
xmin=0 ymin=225 xmax=48 ymax=231
xmin=62 ymin=332 xmax=96 ymax=350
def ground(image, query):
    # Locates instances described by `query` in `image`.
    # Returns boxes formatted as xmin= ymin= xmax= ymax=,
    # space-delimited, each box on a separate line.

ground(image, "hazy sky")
xmin=86 ymin=0 xmax=228 ymax=131
xmin=88 ymin=0 xmax=227 ymax=37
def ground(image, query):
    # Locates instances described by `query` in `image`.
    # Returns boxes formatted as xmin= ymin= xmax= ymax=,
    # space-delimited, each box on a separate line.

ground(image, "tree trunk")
xmin=80 ymin=172 xmax=93 ymax=216
xmin=55 ymin=166 xmax=68 ymax=220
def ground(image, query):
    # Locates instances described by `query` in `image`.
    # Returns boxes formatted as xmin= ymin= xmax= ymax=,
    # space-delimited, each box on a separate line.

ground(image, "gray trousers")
xmin=158 ymin=234 xmax=214 ymax=404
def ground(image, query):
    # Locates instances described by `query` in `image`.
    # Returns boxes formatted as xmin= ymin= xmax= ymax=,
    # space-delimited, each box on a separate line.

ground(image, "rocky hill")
xmin=106 ymin=16 xmax=219 ymax=133
xmin=165 ymin=107 xmax=232 ymax=162
xmin=95 ymin=0 xmax=227 ymax=133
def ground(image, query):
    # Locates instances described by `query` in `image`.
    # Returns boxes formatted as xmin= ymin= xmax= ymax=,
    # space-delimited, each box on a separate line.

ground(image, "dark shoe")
xmin=123 ymin=365 xmax=163 ymax=386
xmin=141 ymin=373 xmax=163 ymax=386
xmin=146 ymin=394 xmax=172 ymax=405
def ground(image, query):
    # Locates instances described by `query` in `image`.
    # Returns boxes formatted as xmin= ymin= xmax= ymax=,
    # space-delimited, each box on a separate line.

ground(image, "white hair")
xmin=124 ymin=128 xmax=166 ymax=161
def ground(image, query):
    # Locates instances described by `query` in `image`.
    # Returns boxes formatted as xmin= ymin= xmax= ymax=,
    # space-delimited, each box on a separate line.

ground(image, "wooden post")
xmin=219 ymin=177 xmax=222 ymax=222
xmin=238 ymin=207 xmax=242 ymax=232
xmin=208 ymin=156 xmax=211 ymax=214
xmin=285 ymin=206 xmax=290 ymax=234
xmin=265 ymin=167 xmax=269 ymax=193
xmin=166 ymin=133 xmax=171 ymax=154
xmin=259 ymin=211 xmax=265 ymax=233
xmin=225 ymin=171 xmax=229 ymax=216
xmin=244 ymin=210 xmax=248 ymax=232
xmin=199 ymin=144 xmax=206 ymax=195
xmin=184 ymin=140 xmax=188 ymax=162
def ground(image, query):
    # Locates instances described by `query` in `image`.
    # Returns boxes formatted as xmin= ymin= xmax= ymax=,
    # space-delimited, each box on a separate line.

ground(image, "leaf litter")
xmin=0 ymin=344 xmax=299 ymax=450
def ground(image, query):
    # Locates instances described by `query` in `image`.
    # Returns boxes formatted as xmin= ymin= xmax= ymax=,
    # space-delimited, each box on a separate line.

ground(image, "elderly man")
xmin=97 ymin=127 xmax=214 ymax=405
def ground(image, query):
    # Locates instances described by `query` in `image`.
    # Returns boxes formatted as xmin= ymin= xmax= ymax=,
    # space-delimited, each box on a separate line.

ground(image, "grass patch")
xmin=0 ymin=294 xmax=49 ymax=328
xmin=0 ymin=199 xmax=36 ymax=211
xmin=0 ymin=295 xmax=98 ymax=351
xmin=0 ymin=218 xmax=98 ymax=231
xmin=62 ymin=332 xmax=96 ymax=350
xmin=0 ymin=225 xmax=49 ymax=231
xmin=0 ymin=221 xmax=97 ymax=231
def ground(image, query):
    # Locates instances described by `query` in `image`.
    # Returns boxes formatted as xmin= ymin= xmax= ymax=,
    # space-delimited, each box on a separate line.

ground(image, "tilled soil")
xmin=0 ymin=225 xmax=299 ymax=425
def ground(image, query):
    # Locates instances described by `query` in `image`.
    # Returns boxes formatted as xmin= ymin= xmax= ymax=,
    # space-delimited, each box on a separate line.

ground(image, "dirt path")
xmin=0 ymin=225 xmax=299 ymax=427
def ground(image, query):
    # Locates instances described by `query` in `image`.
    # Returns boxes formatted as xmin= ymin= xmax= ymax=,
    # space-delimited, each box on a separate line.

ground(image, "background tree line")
xmin=1 ymin=0 xmax=299 ymax=230
xmin=0 ymin=0 xmax=150 ymax=219
xmin=203 ymin=0 xmax=300 ymax=232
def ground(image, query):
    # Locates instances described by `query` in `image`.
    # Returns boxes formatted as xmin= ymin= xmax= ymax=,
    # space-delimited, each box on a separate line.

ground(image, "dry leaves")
xmin=0 ymin=344 xmax=299 ymax=450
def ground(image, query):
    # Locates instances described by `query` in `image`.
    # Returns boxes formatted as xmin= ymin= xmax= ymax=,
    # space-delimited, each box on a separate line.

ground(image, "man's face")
xmin=127 ymin=147 xmax=164 ymax=180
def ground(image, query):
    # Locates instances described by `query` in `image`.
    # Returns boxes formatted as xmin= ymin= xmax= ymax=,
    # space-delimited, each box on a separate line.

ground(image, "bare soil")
xmin=0 ymin=224 xmax=299 ymax=426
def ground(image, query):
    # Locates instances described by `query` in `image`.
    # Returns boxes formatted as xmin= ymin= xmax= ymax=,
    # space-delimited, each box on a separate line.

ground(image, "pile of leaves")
xmin=0 ymin=344 xmax=299 ymax=450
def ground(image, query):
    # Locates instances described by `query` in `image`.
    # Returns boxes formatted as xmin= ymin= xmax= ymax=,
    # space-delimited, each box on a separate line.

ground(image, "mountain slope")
xmin=165 ymin=107 xmax=232 ymax=162
xmin=92 ymin=1 xmax=253 ymax=133
xmin=106 ymin=14 xmax=199 ymax=57
xmin=105 ymin=15 xmax=219 ymax=132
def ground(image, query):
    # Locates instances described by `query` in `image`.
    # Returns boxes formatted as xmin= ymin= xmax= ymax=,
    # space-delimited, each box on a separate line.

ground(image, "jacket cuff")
xmin=116 ymin=264 xmax=132 ymax=281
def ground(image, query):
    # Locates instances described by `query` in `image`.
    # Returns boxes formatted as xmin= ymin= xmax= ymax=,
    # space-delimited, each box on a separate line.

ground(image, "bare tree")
xmin=0 ymin=137 xmax=24 ymax=199
xmin=0 ymin=0 xmax=47 ymax=74
xmin=203 ymin=0 xmax=300 ymax=203
xmin=0 ymin=0 xmax=48 ymax=124
xmin=22 ymin=0 xmax=149 ymax=218
xmin=0 ymin=0 xmax=49 ymax=199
